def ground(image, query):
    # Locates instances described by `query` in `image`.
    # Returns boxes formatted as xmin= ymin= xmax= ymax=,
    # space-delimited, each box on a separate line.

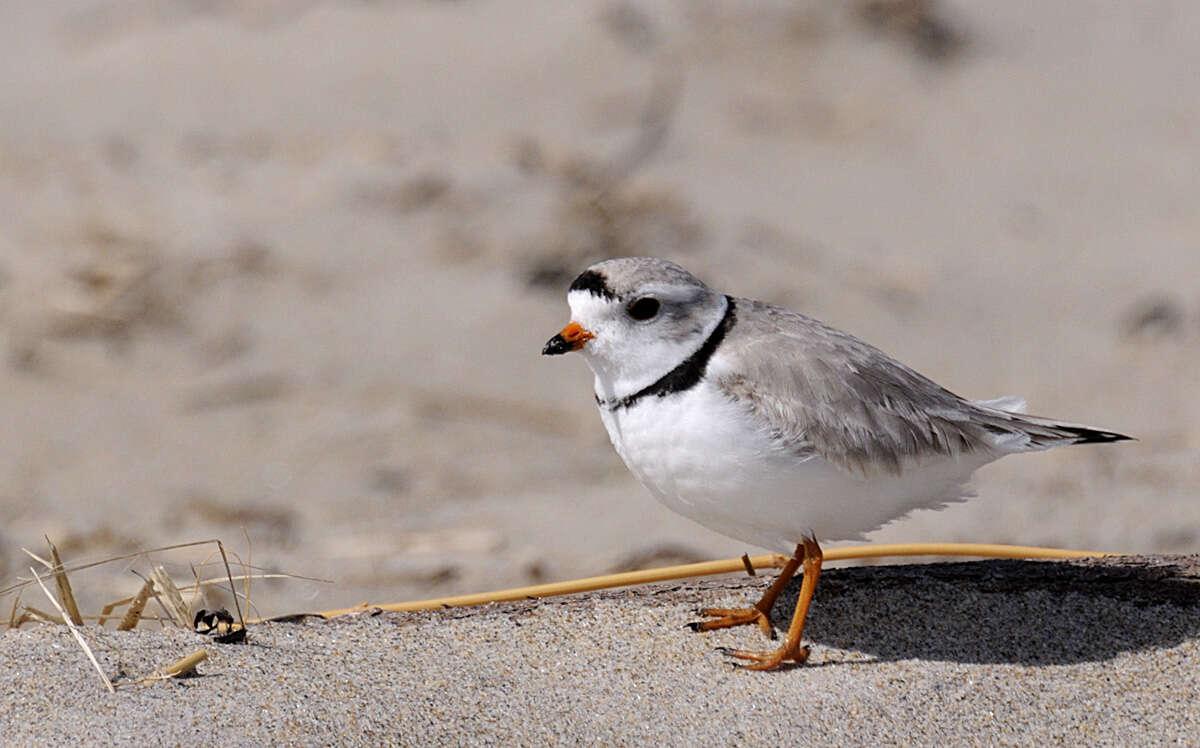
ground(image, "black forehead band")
xmin=568 ymin=270 xmax=617 ymax=301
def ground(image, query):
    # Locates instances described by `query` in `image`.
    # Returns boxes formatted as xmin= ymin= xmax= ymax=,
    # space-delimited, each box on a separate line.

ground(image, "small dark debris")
xmin=194 ymin=608 xmax=247 ymax=644
xmin=263 ymin=613 xmax=325 ymax=624
xmin=741 ymin=553 xmax=757 ymax=577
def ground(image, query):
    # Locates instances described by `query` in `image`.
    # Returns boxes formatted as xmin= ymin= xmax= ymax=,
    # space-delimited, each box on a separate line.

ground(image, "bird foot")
xmin=687 ymin=606 xmax=776 ymax=640
xmin=717 ymin=643 xmax=811 ymax=671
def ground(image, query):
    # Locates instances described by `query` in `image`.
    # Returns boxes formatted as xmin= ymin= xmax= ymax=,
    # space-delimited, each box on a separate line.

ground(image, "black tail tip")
xmin=1069 ymin=427 xmax=1134 ymax=445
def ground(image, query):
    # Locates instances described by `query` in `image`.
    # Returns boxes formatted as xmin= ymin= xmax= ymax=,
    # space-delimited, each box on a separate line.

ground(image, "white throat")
xmin=571 ymin=294 xmax=729 ymax=405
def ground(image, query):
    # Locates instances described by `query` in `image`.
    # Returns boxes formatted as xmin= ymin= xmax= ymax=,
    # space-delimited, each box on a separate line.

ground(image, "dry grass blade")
xmin=150 ymin=566 xmax=191 ymax=628
xmin=7 ymin=589 xmax=21 ymax=629
xmin=193 ymin=545 xmax=245 ymax=613
xmin=97 ymin=601 xmax=118 ymax=627
xmin=164 ymin=649 xmax=208 ymax=678
xmin=216 ymin=540 xmax=246 ymax=632
xmin=117 ymin=578 xmax=155 ymax=631
xmin=315 ymin=543 xmax=1114 ymax=618
xmin=128 ymin=649 xmax=211 ymax=687
xmin=48 ymin=540 xmax=84 ymax=626
xmin=21 ymin=606 xmax=66 ymax=625
xmin=191 ymin=572 xmax=305 ymax=589
xmin=241 ymin=529 xmax=252 ymax=627
xmin=0 ymin=540 xmax=329 ymax=599
xmin=21 ymin=546 xmax=52 ymax=570
xmin=101 ymin=572 xmax=310 ymax=621
xmin=1 ymin=539 xmax=221 ymax=598
xmin=29 ymin=567 xmax=115 ymax=694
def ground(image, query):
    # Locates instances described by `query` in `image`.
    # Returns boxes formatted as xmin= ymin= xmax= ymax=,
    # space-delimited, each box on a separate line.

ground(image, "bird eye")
xmin=627 ymin=297 xmax=661 ymax=321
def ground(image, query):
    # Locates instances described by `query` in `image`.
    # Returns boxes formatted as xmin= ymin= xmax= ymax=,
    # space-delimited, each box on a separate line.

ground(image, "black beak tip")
xmin=542 ymin=334 xmax=571 ymax=356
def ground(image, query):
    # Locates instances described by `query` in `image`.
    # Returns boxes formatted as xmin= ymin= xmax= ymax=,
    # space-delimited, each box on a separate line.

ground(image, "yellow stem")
xmin=311 ymin=542 xmax=1113 ymax=620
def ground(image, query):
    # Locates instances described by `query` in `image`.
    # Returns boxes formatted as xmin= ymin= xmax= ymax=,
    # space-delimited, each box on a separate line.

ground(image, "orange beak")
xmin=542 ymin=322 xmax=594 ymax=355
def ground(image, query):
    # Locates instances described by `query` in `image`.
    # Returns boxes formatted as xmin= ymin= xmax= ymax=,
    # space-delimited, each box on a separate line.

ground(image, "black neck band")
xmin=598 ymin=296 xmax=737 ymax=411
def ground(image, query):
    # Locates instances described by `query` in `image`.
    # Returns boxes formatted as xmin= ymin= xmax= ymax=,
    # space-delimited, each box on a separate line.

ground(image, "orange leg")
xmin=720 ymin=536 xmax=823 ymax=670
xmin=688 ymin=543 xmax=805 ymax=640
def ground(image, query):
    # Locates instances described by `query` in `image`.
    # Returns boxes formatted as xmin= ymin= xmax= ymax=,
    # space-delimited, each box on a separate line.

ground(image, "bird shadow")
xmin=758 ymin=557 xmax=1200 ymax=666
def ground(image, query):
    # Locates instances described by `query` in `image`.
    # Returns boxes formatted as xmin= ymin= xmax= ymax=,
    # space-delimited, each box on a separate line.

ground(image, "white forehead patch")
xmin=567 ymin=289 xmax=618 ymax=324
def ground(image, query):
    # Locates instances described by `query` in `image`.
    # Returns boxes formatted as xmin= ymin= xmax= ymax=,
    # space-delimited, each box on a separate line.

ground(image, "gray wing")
xmin=711 ymin=298 xmax=1125 ymax=475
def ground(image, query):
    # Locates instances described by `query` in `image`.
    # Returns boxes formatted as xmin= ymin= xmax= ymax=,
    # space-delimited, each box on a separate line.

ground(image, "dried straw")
xmin=29 ymin=567 xmax=114 ymax=694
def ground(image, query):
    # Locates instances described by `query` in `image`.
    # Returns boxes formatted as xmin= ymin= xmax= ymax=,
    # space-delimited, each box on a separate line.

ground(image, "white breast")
xmin=596 ymin=380 xmax=994 ymax=553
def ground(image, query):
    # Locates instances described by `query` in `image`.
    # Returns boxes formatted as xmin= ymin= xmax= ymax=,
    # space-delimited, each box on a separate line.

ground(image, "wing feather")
xmin=709 ymin=299 xmax=1112 ymax=475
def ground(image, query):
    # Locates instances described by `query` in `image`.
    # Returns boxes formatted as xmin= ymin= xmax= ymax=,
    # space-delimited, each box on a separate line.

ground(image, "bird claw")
xmin=687 ymin=606 xmax=777 ymax=639
xmin=718 ymin=643 xmax=811 ymax=671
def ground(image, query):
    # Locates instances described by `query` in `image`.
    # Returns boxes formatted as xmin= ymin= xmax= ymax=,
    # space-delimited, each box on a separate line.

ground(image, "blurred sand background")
xmin=0 ymin=0 xmax=1197 ymax=618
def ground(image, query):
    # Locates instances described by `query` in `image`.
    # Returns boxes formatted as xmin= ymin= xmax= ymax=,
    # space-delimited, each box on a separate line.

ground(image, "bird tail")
xmin=970 ymin=396 xmax=1133 ymax=451
xmin=1015 ymin=418 xmax=1133 ymax=446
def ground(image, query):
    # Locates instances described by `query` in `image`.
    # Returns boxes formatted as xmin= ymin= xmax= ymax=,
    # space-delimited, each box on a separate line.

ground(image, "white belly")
xmin=597 ymin=381 xmax=993 ymax=553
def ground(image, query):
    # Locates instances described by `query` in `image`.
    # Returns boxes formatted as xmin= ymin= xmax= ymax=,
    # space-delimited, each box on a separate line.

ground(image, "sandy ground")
xmin=0 ymin=1 xmax=1198 ymax=735
xmin=3 ymin=556 xmax=1198 ymax=745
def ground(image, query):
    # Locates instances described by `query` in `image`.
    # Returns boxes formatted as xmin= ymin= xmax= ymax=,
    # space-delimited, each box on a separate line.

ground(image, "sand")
xmin=3 ymin=556 xmax=1199 ymax=745
xmin=1 ymin=0 xmax=1198 ymax=742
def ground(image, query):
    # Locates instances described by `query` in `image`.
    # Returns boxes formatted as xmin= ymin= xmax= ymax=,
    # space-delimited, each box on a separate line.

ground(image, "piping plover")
xmin=543 ymin=257 xmax=1130 ymax=670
